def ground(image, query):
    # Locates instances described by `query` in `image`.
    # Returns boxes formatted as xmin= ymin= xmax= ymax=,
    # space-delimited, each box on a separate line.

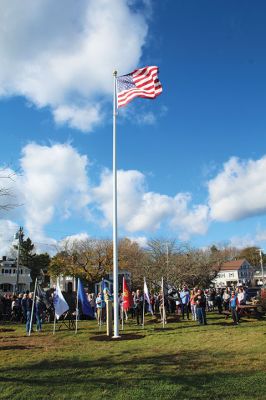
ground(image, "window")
xmin=229 ymin=272 xmax=235 ymax=278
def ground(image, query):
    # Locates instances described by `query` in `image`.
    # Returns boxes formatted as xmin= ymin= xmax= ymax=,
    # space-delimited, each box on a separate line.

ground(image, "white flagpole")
xmin=29 ymin=277 xmax=37 ymax=336
xmin=143 ymin=278 xmax=145 ymax=329
xmin=75 ymin=278 xmax=78 ymax=334
xmin=162 ymin=277 xmax=165 ymax=329
xmin=112 ymin=70 xmax=120 ymax=339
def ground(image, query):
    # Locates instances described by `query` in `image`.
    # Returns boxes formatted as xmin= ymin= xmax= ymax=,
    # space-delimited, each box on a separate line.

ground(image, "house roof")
xmin=219 ymin=259 xmax=248 ymax=271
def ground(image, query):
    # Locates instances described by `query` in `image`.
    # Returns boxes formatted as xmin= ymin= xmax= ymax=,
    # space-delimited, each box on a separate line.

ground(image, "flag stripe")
xmin=118 ymin=90 xmax=162 ymax=107
xmin=118 ymin=86 xmax=162 ymax=102
xmin=118 ymin=85 xmax=162 ymax=104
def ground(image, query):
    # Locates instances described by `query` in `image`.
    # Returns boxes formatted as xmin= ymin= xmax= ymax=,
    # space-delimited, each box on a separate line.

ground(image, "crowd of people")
xmin=0 ymin=284 xmax=255 ymax=333
xmin=124 ymin=286 xmax=249 ymax=326
xmin=0 ymin=291 xmax=53 ymax=334
xmin=89 ymin=285 xmax=251 ymax=327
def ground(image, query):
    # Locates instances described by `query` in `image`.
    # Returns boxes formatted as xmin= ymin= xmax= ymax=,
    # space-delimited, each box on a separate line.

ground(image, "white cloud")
xmin=92 ymin=169 xmax=209 ymax=239
xmin=59 ymin=232 xmax=90 ymax=249
xmin=0 ymin=220 xmax=19 ymax=256
xmin=1 ymin=143 xmax=211 ymax=251
xmin=18 ymin=143 xmax=90 ymax=239
xmin=170 ymin=195 xmax=210 ymax=240
xmin=228 ymin=227 xmax=266 ymax=250
xmin=0 ymin=0 xmax=149 ymax=131
xmin=53 ymin=104 xmax=102 ymax=133
xmin=208 ymin=156 xmax=266 ymax=222
xmin=119 ymin=104 xmax=168 ymax=126
xmin=127 ymin=236 xmax=148 ymax=248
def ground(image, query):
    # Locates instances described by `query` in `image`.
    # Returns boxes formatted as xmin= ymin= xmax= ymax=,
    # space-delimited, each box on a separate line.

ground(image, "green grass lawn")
xmin=0 ymin=314 xmax=265 ymax=400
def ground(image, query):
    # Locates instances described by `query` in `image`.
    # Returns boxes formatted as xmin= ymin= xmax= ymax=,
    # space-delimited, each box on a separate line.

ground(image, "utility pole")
xmin=15 ymin=226 xmax=24 ymax=293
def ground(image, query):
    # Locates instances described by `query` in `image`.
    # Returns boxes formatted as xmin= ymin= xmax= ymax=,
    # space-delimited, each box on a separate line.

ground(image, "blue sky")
xmin=1 ymin=0 xmax=266 ymax=254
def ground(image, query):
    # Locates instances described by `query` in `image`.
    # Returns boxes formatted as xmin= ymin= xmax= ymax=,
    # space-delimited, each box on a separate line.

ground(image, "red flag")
xmin=122 ymin=277 xmax=133 ymax=311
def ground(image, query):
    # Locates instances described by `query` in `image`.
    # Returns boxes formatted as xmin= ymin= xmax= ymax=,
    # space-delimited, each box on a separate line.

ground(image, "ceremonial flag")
xmin=144 ymin=278 xmax=153 ymax=314
xmin=53 ymin=280 xmax=69 ymax=320
xmin=117 ymin=66 xmax=162 ymax=108
xmin=36 ymin=283 xmax=52 ymax=308
xmin=77 ymin=278 xmax=94 ymax=317
xmin=122 ymin=277 xmax=133 ymax=311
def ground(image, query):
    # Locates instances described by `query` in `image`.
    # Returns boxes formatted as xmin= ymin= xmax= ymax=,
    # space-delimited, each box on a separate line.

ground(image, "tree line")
xmin=11 ymin=236 xmax=265 ymax=290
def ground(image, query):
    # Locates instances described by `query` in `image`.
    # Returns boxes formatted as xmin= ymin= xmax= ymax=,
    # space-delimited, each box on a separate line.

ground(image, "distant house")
xmin=49 ymin=275 xmax=76 ymax=293
xmin=252 ymin=267 xmax=266 ymax=286
xmin=95 ymin=270 xmax=132 ymax=294
xmin=0 ymin=256 xmax=32 ymax=293
xmin=50 ymin=269 xmax=132 ymax=295
xmin=212 ymin=258 xmax=254 ymax=288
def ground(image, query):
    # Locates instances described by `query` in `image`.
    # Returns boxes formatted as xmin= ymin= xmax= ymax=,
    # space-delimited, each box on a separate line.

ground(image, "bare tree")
xmin=0 ymin=168 xmax=19 ymax=211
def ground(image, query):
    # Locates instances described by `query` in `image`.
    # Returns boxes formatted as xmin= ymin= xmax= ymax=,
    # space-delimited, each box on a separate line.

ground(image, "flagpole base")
xmin=112 ymin=335 xmax=121 ymax=340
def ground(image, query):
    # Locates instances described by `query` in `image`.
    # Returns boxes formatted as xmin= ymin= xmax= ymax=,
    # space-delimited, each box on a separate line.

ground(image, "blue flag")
xmin=77 ymin=278 xmax=94 ymax=318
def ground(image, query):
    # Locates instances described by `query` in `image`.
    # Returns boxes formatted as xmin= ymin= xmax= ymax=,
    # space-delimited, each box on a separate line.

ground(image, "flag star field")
xmin=1 ymin=0 xmax=266 ymax=254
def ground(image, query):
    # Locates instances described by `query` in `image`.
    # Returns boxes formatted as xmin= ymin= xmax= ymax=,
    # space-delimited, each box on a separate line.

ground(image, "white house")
xmin=50 ymin=270 xmax=132 ymax=294
xmin=252 ymin=267 xmax=266 ymax=286
xmin=49 ymin=275 xmax=76 ymax=292
xmin=0 ymin=256 xmax=32 ymax=293
xmin=212 ymin=258 xmax=254 ymax=288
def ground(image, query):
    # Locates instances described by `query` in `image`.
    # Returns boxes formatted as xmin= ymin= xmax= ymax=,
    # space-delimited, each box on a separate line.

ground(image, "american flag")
xmin=116 ymin=66 xmax=162 ymax=108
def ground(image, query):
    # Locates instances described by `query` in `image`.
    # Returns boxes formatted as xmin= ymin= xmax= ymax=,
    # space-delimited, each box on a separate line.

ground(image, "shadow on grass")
xmin=0 ymin=328 xmax=15 ymax=332
xmin=0 ymin=345 xmax=42 ymax=351
xmin=90 ymin=333 xmax=145 ymax=342
xmin=0 ymin=349 xmax=265 ymax=399
xmin=153 ymin=327 xmax=175 ymax=331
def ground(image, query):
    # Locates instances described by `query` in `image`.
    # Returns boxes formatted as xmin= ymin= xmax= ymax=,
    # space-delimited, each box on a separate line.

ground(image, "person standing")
xmin=88 ymin=293 xmax=96 ymax=317
xmin=25 ymin=293 xmax=33 ymax=335
xmin=229 ymin=291 xmax=239 ymax=325
xmin=215 ymin=289 xmax=223 ymax=314
xmin=237 ymin=287 xmax=247 ymax=305
xmin=95 ymin=292 xmax=104 ymax=325
xmin=223 ymin=288 xmax=231 ymax=311
xmin=194 ymin=289 xmax=207 ymax=325
xmin=180 ymin=286 xmax=190 ymax=320
xmin=190 ymin=288 xmax=197 ymax=321
xmin=133 ymin=289 xmax=143 ymax=325
xmin=35 ymin=297 xmax=43 ymax=332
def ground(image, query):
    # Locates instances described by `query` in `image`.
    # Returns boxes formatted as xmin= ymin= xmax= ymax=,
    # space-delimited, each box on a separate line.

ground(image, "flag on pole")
xmin=117 ymin=66 xmax=162 ymax=108
xmin=36 ymin=283 xmax=52 ymax=308
xmin=144 ymin=278 xmax=153 ymax=314
xmin=122 ymin=277 xmax=133 ymax=311
xmin=53 ymin=280 xmax=69 ymax=320
xmin=77 ymin=278 xmax=94 ymax=317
